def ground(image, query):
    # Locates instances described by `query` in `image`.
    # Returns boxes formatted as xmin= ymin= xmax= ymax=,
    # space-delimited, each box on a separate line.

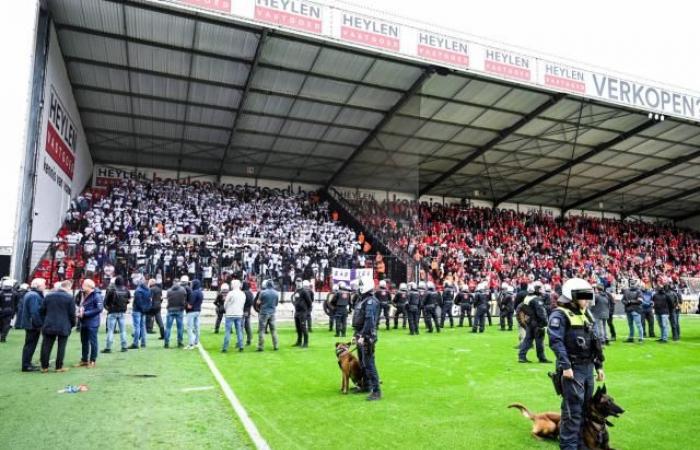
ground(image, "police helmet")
xmin=1 ymin=278 xmax=15 ymax=289
xmin=533 ymin=281 xmax=543 ymax=292
xmin=560 ymin=278 xmax=594 ymax=304
xmin=418 ymin=281 xmax=427 ymax=290
xmin=338 ymin=281 xmax=348 ymax=291
xmin=19 ymin=283 xmax=29 ymax=291
xmin=379 ymin=279 xmax=387 ymax=289
xmin=427 ymin=281 xmax=436 ymax=291
xmin=408 ymin=282 xmax=417 ymax=291
xmin=220 ymin=283 xmax=230 ymax=293
xmin=506 ymin=285 xmax=514 ymax=294
xmin=501 ymin=281 xmax=509 ymax=290
xmin=358 ymin=276 xmax=374 ymax=295
xmin=399 ymin=282 xmax=408 ymax=291
xmin=476 ymin=281 xmax=488 ymax=292
xmin=460 ymin=284 xmax=469 ymax=293
xmin=544 ymin=283 xmax=552 ymax=293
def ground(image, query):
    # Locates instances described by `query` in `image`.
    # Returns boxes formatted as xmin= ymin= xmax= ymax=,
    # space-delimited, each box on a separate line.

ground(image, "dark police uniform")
xmin=472 ymin=291 xmax=490 ymax=333
xmin=422 ymin=288 xmax=441 ymax=333
xmin=455 ymin=290 xmax=472 ymax=327
xmin=304 ymin=287 xmax=314 ymax=333
xmin=440 ymin=285 xmax=455 ymax=328
xmin=518 ymin=294 xmax=549 ymax=362
xmin=375 ymin=288 xmax=392 ymax=331
xmin=498 ymin=291 xmax=514 ymax=331
xmin=353 ymin=291 xmax=381 ymax=400
xmin=406 ymin=288 xmax=421 ymax=335
xmin=0 ymin=285 xmax=16 ymax=342
xmin=548 ymin=306 xmax=604 ymax=450
xmin=293 ymin=287 xmax=313 ymax=347
xmin=331 ymin=290 xmax=351 ymax=337
xmin=392 ymin=290 xmax=408 ymax=329
xmin=324 ymin=292 xmax=335 ymax=332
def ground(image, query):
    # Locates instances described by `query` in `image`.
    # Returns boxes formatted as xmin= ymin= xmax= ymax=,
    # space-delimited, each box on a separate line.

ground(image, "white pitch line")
xmin=198 ymin=345 xmax=271 ymax=450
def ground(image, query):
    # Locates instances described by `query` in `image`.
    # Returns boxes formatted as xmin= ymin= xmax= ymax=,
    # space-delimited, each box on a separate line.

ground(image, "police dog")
xmin=510 ymin=385 xmax=624 ymax=449
xmin=335 ymin=342 xmax=363 ymax=394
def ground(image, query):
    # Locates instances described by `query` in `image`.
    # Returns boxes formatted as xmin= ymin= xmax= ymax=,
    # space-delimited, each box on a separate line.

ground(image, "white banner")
xmin=31 ymin=24 xmax=93 ymax=266
xmin=166 ymin=0 xmax=700 ymax=122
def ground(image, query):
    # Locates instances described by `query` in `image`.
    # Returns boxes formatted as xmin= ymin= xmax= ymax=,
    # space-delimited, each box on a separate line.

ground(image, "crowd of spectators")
xmin=343 ymin=196 xmax=700 ymax=293
xmin=33 ymin=180 xmax=367 ymax=291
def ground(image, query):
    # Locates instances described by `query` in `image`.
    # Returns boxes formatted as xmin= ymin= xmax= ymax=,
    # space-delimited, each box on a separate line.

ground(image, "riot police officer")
xmin=440 ymin=281 xmax=455 ymax=328
xmin=392 ymin=283 xmax=408 ymax=329
xmin=303 ymin=280 xmax=314 ymax=333
xmin=455 ymin=284 xmax=472 ymax=327
xmin=406 ymin=282 xmax=421 ymax=335
xmin=292 ymin=279 xmax=313 ymax=348
xmin=518 ymin=282 xmax=551 ymax=363
xmin=472 ymin=282 xmax=490 ymax=333
xmin=422 ymin=281 xmax=441 ymax=333
xmin=325 ymin=284 xmax=338 ymax=332
xmin=352 ymin=276 xmax=381 ymax=401
xmin=548 ymin=278 xmax=605 ymax=450
xmin=375 ymin=280 xmax=392 ymax=331
xmin=498 ymin=284 xmax=514 ymax=331
xmin=331 ymin=282 xmax=351 ymax=337
xmin=0 ymin=278 xmax=17 ymax=342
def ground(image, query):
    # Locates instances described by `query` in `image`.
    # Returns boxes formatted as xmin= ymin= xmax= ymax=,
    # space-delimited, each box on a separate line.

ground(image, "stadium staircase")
xmin=320 ymin=187 xmax=411 ymax=283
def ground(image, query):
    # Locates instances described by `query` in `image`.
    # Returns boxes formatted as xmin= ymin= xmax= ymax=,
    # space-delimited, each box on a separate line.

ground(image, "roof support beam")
xmin=324 ymin=67 xmax=434 ymax=189
xmin=55 ymin=23 xmax=407 ymax=95
xmin=418 ymin=93 xmax=566 ymax=196
xmin=217 ymin=29 xmax=264 ymax=181
xmin=494 ymin=119 xmax=657 ymax=206
xmin=622 ymin=185 xmax=700 ymax=218
xmin=563 ymin=148 xmax=700 ymax=213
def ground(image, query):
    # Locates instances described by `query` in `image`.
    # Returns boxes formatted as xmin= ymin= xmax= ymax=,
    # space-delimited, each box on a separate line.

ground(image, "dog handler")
xmin=353 ymin=276 xmax=382 ymax=401
xmin=547 ymin=278 xmax=605 ymax=450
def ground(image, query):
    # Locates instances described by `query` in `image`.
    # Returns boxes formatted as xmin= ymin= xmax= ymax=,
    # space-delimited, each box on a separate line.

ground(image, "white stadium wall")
xmin=29 ymin=23 xmax=93 ymax=267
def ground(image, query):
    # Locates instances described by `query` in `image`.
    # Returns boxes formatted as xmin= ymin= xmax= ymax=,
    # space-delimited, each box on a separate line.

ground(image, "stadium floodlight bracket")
xmin=418 ymin=93 xmax=566 ymax=197
xmin=494 ymin=119 xmax=658 ymax=207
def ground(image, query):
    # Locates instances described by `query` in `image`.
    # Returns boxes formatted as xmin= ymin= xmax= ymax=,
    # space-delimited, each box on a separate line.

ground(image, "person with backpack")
xmin=102 ymin=276 xmax=130 ymax=353
xmin=130 ymin=277 xmax=152 ymax=349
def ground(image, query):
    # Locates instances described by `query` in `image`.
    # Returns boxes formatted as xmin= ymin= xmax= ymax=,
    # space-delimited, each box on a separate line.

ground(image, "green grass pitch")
xmin=1 ymin=317 xmax=699 ymax=449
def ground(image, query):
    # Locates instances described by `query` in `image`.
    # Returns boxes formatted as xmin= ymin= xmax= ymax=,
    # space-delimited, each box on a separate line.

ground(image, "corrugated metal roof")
xmin=49 ymin=0 xmax=700 ymax=220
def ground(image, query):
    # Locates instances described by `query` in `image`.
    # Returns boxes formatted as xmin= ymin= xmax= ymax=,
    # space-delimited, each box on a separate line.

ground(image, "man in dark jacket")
xmin=213 ymin=284 xmax=228 ymax=334
xmin=76 ymin=279 xmax=104 ymax=368
xmin=621 ymin=279 xmax=644 ymax=343
xmin=652 ymin=285 xmax=674 ymax=343
xmin=146 ymin=279 xmax=164 ymax=338
xmin=293 ymin=280 xmax=313 ymax=347
xmin=242 ymin=281 xmax=254 ymax=346
xmin=102 ymin=276 xmax=130 ymax=353
xmin=39 ymin=280 xmax=76 ymax=372
xmin=18 ymin=278 xmax=47 ymax=372
xmin=12 ymin=283 xmax=28 ymax=330
xmin=256 ymin=280 xmax=279 ymax=351
xmin=0 ymin=278 xmax=17 ymax=342
xmin=164 ymin=278 xmax=188 ymax=348
xmin=185 ymin=279 xmax=203 ymax=349
xmin=130 ymin=277 xmax=152 ymax=349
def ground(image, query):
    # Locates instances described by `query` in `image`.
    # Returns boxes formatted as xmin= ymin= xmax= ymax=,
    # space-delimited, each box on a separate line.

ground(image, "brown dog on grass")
xmin=335 ymin=342 xmax=363 ymax=394
xmin=509 ymin=385 xmax=624 ymax=450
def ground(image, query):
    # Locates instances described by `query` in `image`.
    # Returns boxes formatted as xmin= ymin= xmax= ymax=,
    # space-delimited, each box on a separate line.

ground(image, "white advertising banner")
xmin=165 ymin=0 xmax=700 ymax=122
xmin=30 ymin=24 xmax=93 ymax=265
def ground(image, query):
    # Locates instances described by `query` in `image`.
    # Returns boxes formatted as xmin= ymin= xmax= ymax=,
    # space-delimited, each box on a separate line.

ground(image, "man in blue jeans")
xmin=130 ymin=278 xmax=152 ymax=349
xmin=621 ymin=279 xmax=644 ymax=343
xmin=76 ymin=279 xmax=103 ymax=368
xmin=652 ymin=285 xmax=673 ymax=343
xmin=102 ymin=276 xmax=130 ymax=353
xmin=222 ymin=280 xmax=245 ymax=353
xmin=164 ymin=279 xmax=188 ymax=348
xmin=185 ymin=279 xmax=203 ymax=350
